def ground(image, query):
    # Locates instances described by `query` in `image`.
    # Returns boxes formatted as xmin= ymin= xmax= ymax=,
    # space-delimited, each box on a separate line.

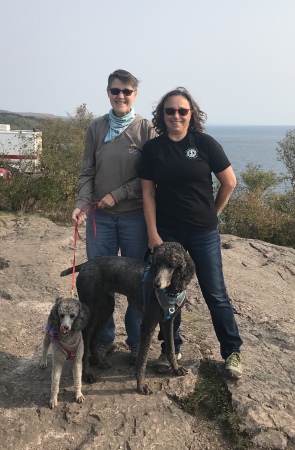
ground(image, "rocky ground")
xmin=0 ymin=215 xmax=295 ymax=450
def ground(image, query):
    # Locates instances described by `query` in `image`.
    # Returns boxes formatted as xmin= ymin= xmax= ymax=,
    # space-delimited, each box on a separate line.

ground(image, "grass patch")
xmin=182 ymin=310 xmax=206 ymax=324
xmin=180 ymin=360 xmax=252 ymax=449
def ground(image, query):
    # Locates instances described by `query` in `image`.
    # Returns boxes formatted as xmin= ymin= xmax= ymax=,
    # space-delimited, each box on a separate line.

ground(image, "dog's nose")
xmin=153 ymin=281 xmax=161 ymax=289
xmin=60 ymin=326 xmax=69 ymax=334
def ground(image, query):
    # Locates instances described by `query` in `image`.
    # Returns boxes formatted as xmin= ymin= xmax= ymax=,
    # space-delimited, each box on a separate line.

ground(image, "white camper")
xmin=0 ymin=124 xmax=42 ymax=173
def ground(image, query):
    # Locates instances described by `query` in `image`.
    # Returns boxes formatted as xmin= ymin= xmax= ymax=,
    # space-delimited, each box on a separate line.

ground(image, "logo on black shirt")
xmin=185 ymin=147 xmax=198 ymax=159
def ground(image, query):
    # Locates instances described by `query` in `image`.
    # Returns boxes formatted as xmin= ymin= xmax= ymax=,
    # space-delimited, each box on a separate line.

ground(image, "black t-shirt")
xmin=139 ymin=131 xmax=231 ymax=231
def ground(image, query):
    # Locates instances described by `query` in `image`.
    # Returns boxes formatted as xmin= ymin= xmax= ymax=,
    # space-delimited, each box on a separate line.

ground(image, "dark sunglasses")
xmin=109 ymin=88 xmax=134 ymax=96
xmin=164 ymin=107 xmax=190 ymax=116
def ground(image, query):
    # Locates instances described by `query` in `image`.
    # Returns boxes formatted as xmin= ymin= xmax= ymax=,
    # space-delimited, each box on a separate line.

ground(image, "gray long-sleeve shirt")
xmin=75 ymin=114 xmax=156 ymax=216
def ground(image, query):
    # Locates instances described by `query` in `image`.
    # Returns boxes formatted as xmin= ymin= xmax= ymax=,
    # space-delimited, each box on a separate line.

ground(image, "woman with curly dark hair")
xmin=139 ymin=87 xmax=243 ymax=379
xmin=152 ymin=87 xmax=207 ymax=134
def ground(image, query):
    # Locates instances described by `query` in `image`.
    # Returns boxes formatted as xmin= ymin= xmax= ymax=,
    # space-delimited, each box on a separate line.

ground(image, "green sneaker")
xmin=225 ymin=352 xmax=243 ymax=379
xmin=156 ymin=352 xmax=182 ymax=373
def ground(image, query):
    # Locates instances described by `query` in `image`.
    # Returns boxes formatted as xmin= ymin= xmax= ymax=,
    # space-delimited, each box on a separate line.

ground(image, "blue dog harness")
xmin=141 ymin=264 xmax=186 ymax=322
xmin=155 ymin=288 xmax=186 ymax=322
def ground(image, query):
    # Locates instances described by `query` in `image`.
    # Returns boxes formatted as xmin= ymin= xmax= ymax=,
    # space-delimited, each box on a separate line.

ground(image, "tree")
xmin=277 ymin=129 xmax=295 ymax=188
xmin=38 ymin=104 xmax=95 ymax=220
xmin=240 ymin=163 xmax=283 ymax=192
xmin=67 ymin=103 xmax=94 ymax=133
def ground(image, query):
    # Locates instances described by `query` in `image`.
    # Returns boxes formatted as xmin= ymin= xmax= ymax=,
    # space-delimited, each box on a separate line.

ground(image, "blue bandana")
xmin=104 ymin=108 xmax=135 ymax=143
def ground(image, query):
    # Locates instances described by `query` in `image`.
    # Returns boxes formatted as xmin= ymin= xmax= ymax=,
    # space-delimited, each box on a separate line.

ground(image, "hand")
xmin=148 ymin=235 xmax=163 ymax=250
xmin=97 ymin=193 xmax=116 ymax=209
xmin=72 ymin=208 xmax=87 ymax=226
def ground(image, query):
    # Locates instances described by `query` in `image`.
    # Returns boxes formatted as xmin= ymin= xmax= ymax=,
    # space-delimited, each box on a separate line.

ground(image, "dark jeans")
xmin=86 ymin=208 xmax=148 ymax=348
xmin=158 ymin=309 xmax=183 ymax=355
xmin=158 ymin=227 xmax=243 ymax=359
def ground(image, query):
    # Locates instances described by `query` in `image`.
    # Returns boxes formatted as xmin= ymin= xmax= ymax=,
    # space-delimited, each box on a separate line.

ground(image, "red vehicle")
xmin=0 ymin=167 xmax=12 ymax=180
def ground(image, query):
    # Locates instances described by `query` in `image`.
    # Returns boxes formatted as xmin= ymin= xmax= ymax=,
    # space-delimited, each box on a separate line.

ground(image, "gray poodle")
xmin=61 ymin=242 xmax=195 ymax=395
xmin=40 ymin=297 xmax=90 ymax=409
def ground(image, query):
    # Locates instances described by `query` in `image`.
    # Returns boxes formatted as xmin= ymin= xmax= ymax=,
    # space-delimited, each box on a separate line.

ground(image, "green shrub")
xmin=1 ymin=104 xmax=94 ymax=222
xmin=0 ymin=173 xmax=42 ymax=212
xmin=219 ymin=163 xmax=295 ymax=248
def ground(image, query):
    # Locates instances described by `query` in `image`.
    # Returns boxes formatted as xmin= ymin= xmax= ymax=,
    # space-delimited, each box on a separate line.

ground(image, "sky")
xmin=1 ymin=0 xmax=294 ymax=125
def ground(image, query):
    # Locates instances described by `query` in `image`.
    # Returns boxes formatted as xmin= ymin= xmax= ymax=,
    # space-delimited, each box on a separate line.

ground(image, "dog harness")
xmin=141 ymin=265 xmax=186 ymax=322
xmin=46 ymin=326 xmax=81 ymax=361
xmin=155 ymin=288 xmax=186 ymax=322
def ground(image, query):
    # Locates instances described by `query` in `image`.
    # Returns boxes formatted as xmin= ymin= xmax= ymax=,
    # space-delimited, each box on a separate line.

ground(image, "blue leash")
xmin=141 ymin=263 xmax=150 ymax=312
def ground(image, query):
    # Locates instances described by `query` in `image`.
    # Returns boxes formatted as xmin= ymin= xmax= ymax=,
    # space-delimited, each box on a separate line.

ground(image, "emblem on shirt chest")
xmin=185 ymin=147 xmax=198 ymax=159
xmin=129 ymin=143 xmax=140 ymax=154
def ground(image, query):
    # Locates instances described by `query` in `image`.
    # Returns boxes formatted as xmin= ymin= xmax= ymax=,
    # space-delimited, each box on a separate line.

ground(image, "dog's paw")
xmin=83 ymin=372 xmax=97 ymax=384
xmin=76 ymin=393 xmax=85 ymax=404
xmin=137 ymin=384 xmax=153 ymax=395
xmin=49 ymin=397 xmax=58 ymax=409
xmin=98 ymin=360 xmax=111 ymax=370
xmin=89 ymin=355 xmax=111 ymax=370
xmin=173 ymin=365 xmax=188 ymax=376
xmin=39 ymin=360 xmax=47 ymax=369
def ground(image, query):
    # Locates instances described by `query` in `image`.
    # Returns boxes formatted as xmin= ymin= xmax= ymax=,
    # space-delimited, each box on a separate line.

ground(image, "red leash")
xmin=71 ymin=202 xmax=100 ymax=297
xmin=71 ymin=221 xmax=79 ymax=297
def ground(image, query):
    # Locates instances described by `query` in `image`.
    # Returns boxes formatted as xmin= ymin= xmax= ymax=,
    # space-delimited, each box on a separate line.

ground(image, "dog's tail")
xmin=60 ymin=264 xmax=84 ymax=277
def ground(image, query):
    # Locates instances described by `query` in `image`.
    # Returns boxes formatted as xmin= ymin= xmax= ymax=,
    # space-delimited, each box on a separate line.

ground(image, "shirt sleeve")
xmin=207 ymin=135 xmax=231 ymax=174
xmin=75 ymin=124 xmax=96 ymax=209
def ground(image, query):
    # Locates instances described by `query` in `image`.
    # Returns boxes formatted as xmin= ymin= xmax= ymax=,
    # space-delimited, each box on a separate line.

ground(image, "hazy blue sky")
xmin=1 ymin=0 xmax=294 ymax=125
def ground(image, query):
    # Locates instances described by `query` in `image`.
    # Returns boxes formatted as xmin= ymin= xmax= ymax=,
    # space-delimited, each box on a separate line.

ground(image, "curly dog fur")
xmin=60 ymin=242 xmax=195 ymax=394
xmin=40 ymin=297 xmax=90 ymax=408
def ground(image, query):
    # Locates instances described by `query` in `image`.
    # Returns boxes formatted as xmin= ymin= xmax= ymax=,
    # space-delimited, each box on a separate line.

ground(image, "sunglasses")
xmin=164 ymin=107 xmax=191 ymax=116
xmin=109 ymin=88 xmax=134 ymax=96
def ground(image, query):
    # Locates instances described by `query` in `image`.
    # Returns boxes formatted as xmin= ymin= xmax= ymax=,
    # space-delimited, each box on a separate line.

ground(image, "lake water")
xmin=206 ymin=125 xmax=294 ymax=188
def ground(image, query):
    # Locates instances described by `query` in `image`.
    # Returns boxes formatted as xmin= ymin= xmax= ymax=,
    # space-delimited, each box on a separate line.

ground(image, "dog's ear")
xmin=171 ymin=252 xmax=195 ymax=291
xmin=183 ymin=253 xmax=195 ymax=284
xmin=149 ymin=244 xmax=162 ymax=273
xmin=72 ymin=302 xmax=90 ymax=331
xmin=47 ymin=301 xmax=60 ymax=329
xmin=149 ymin=253 xmax=157 ymax=275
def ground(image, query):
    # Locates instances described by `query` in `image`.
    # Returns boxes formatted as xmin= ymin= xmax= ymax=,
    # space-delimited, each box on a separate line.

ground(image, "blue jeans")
xmin=86 ymin=208 xmax=148 ymax=348
xmin=158 ymin=227 xmax=243 ymax=360
xmin=158 ymin=310 xmax=183 ymax=355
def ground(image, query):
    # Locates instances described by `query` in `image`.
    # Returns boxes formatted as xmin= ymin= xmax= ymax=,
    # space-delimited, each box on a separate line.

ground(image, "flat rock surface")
xmin=0 ymin=215 xmax=295 ymax=450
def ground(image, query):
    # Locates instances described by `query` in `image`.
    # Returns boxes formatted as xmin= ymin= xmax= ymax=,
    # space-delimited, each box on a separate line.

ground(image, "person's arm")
xmin=110 ymin=178 xmax=142 ymax=203
xmin=141 ymin=179 xmax=163 ymax=249
xmin=72 ymin=125 xmax=96 ymax=225
xmin=75 ymin=126 xmax=96 ymax=202
xmin=214 ymin=165 xmax=237 ymax=216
